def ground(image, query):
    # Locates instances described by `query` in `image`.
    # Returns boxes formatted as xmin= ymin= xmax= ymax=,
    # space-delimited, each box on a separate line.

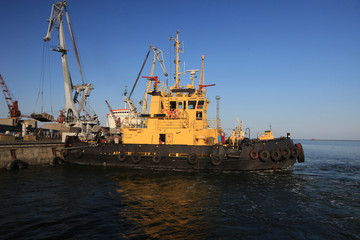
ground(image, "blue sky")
xmin=0 ymin=0 xmax=359 ymax=140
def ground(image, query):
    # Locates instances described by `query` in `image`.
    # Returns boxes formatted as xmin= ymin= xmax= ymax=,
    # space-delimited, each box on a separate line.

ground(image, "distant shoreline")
xmin=296 ymin=139 xmax=360 ymax=142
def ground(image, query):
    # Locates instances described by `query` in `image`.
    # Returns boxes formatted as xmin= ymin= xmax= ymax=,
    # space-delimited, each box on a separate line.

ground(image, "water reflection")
xmin=113 ymin=171 xmax=218 ymax=239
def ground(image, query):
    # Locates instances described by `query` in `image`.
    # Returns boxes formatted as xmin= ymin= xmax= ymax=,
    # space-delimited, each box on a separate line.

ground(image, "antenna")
xmin=199 ymin=55 xmax=205 ymax=86
xmin=186 ymin=69 xmax=199 ymax=86
xmin=216 ymin=96 xmax=221 ymax=130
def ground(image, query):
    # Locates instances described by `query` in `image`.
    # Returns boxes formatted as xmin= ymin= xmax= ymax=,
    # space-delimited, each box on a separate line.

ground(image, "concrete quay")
xmin=0 ymin=140 xmax=64 ymax=170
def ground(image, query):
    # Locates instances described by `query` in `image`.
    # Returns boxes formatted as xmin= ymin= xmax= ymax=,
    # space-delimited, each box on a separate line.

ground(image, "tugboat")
xmin=62 ymin=32 xmax=305 ymax=171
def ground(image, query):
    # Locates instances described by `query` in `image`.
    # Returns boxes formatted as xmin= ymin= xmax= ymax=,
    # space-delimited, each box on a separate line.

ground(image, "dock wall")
xmin=0 ymin=141 xmax=64 ymax=169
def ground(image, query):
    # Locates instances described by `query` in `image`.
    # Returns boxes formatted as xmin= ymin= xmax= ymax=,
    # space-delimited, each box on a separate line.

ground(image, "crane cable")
xmin=34 ymin=42 xmax=54 ymax=116
xmin=34 ymin=42 xmax=47 ymax=113
xmin=129 ymin=49 xmax=151 ymax=98
xmin=66 ymin=8 xmax=85 ymax=84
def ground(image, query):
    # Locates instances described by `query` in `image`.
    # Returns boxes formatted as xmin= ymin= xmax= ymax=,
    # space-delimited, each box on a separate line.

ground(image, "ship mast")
xmin=170 ymin=32 xmax=183 ymax=89
xmin=199 ymin=55 xmax=205 ymax=93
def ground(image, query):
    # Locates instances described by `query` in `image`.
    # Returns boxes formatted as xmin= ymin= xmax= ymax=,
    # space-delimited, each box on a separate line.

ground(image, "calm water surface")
xmin=0 ymin=140 xmax=359 ymax=239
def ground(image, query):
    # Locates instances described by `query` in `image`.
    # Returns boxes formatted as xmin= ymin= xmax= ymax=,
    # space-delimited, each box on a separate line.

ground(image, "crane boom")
xmin=0 ymin=74 xmax=21 ymax=118
xmin=140 ymin=45 xmax=168 ymax=114
xmin=105 ymin=100 xmax=121 ymax=128
xmin=43 ymin=1 xmax=99 ymax=135
xmin=44 ymin=0 xmax=77 ymax=122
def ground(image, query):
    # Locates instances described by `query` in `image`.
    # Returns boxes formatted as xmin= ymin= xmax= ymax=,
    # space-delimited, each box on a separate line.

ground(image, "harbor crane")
xmin=0 ymin=74 xmax=21 ymax=119
xmin=105 ymin=100 xmax=121 ymax=128
xmin=125 ymin=45 xmax=168 ymax=115
xmin=43 ymin=1 xmax=99 ymax=135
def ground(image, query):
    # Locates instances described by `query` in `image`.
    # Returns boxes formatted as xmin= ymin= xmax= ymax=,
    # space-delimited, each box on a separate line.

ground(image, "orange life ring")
xmin=161 ymin=109 xmax=171 ymax=117
xmin=172 ymin=109 xmax=180 ymax=118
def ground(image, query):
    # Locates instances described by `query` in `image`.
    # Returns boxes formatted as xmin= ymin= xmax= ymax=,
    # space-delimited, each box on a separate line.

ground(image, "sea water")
xmin=0 ymin=140 xmax=359 ymax=239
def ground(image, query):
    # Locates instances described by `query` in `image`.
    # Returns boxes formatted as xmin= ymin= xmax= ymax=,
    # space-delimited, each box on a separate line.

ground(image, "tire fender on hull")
xmin=7 ymin=159 xmax=29 ymax=171
xmin=61 ymin=149 xmax=69 ymax=157
xmin=51 ymin=156 xmax=65 ymax=166
xmin=281 ymin=148 xmax=291 ymax=159
xmin=152 ymin=155 xmax=161 ymax=164
xmin=295 ymin=143 xmax=305 ymax=162
xmin=291 ymin=148 xmax=299 ymax=158
xmin=271 ymin=149 xmax=282 ymax=162
xmin=249 ymin=150 xmax=259 ymax=160
xmin=75 ymin=149 xmax=82 ymax=158
xmin=117 ymin=153 xmax=127 ymax=162
xmin=188 ymin=154 xmax=197 ymax=165
xmin=211 ymin=155 xmax=222 ymax=166
xmin=132 ymin=153 xmax=142 ymax=164
xmin=259 ymin=150 xmax=270 ymax=162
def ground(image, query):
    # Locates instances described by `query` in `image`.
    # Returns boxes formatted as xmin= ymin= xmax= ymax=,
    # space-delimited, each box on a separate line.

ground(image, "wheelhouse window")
xmin=188 ymin=101 xmax=196 ymax=109
xmin=197 ymin=100 xmax=204 ymax=109
xmin=196 ymin=111 xmax=202 ymax=120
xmin=178 ymin=101 xmax=183 ymax=109
xmin=170 ymin=101 xmax=176 ymax=110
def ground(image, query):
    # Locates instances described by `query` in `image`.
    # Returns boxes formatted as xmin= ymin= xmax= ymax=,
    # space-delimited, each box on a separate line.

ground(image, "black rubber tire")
xmin=117 ymin=153 xmax=127 ymax=162
xmin=51 ymin=156 xmax=65 ymax=166
xmin=295 ymin=143 xmax=305 ymax=163
xmin=291 ymin=148 xmax=299 ymax=158
xmin=281 ymin=148 xmax=291 ymax=159
xmin=132 ymin=153 xmax=142 ymax=164
xmin=188 ymin=154 xmax=198 ymax=165
xmin=271 ymin=150 xmax=282 ymax=162
xmin=61 ymin=149 xmax=69 ymax=157
xmin=152 ymin=155 xmax=161 ymax=164
xmin=211 ymin=155 xmax=222 ymax=166
xmin=259 ymin=150 xmax=270 ymax=162
xmin=6 ymin=159 xmax=29 ymax=171
xmin=75 ymin=149 xmax=82 ymax=158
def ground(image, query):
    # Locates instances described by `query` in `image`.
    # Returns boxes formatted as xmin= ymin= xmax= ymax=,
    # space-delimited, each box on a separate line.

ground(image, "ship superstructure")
xmin=106 ymin=109 xmax=131 ymax=129
xmin=121 ymin=32 xmax=218 ymax=146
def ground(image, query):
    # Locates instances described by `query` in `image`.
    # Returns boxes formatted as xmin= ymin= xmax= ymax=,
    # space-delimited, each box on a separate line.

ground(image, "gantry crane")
xmin=125 ymin=45 xmax=168 ymax=115
xmin=43 ymin=1 xmax=99 ymax=135
xmin=0 ymin=74 xmax=21 ymax=118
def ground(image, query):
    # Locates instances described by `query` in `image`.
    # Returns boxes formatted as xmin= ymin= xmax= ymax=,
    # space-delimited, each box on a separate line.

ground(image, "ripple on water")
xmin=0 ymin=140 xmax=360 ymax=239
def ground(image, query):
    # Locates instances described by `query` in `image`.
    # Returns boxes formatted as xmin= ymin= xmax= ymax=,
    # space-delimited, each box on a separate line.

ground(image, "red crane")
xmin=198 ymin=84 xmax=216 ymax=92
xmin=0 ymin=74 xmax=21 ymax=118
